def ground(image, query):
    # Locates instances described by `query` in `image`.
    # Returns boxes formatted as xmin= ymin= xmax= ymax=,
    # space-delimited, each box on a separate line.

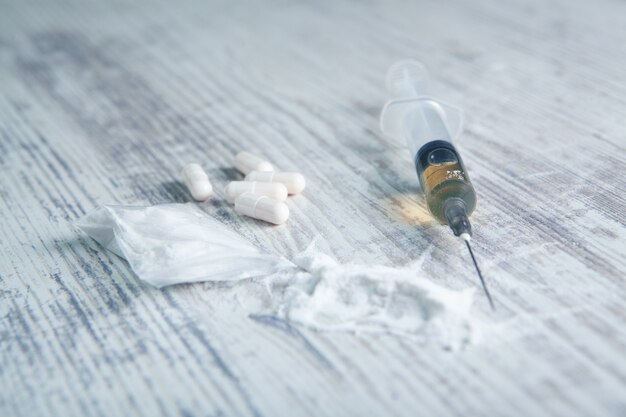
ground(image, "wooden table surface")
xmin=1 ymin=0 xmax=625 ymax=416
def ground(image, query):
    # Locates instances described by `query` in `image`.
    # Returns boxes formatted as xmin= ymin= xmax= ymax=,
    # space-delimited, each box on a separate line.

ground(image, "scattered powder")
xmin=272 ymin=245 xmax=480 ymax=350
xmin=77 ymin=204 xmax=481 ymax=348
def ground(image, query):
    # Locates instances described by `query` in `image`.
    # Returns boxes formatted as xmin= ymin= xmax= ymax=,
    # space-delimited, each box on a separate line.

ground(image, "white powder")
xmin=273 ymin=246 xmax=479 ymax=350
xmin=77 ymin=204 xmax=480 ymax=348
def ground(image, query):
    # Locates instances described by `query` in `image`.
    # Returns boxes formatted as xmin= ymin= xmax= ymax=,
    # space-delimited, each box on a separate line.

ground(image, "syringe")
xmin=379 ymin=60 xmax=494 ymax=309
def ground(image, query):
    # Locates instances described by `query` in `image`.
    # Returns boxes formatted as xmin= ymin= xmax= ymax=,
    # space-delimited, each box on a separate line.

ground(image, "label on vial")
xmin=446 ymin=169 xmax=466 ymax=181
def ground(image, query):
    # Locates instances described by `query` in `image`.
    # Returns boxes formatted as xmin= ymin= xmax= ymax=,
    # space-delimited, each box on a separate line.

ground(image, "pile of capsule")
xmin=180 ymin=151 xmax=306 ymax=225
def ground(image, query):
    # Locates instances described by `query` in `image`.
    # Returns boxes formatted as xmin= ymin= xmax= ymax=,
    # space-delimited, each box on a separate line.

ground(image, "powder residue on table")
xmin=271 ymin=246 xmax=480 ymax=350
xmin=77 ymin=204 xmax=482 ymax=349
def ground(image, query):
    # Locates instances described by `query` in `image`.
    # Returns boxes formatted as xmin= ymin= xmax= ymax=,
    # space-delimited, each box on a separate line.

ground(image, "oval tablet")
xmin=225 ymin=181 xmax=288 ymax=203
xmin=245 ymin=171 xmax=306 ymax=195
xmin=181 ymin=163 xmax=213 ymax=201
xmin=234 ymin=192 xmax=289 ymax=225
xmin=234 ymin=151 xmax=274 ymax=175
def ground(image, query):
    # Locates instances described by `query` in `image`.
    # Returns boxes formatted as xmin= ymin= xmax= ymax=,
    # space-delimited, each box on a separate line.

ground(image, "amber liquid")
xmin=419 ymin=160 xmax=476 ymax=223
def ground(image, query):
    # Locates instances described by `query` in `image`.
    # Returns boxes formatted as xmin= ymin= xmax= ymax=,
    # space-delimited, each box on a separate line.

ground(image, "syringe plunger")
xmin=385 ymin=60 xmax=429 ymax=98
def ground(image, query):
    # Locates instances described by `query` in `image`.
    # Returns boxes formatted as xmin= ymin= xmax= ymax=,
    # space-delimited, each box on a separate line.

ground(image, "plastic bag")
xmin=75 ymin=203 xmax=290 ymax=288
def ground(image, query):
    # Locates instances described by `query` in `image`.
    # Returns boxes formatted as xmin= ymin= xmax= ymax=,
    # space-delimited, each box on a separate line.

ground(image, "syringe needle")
xmin=464 ymin=240 xmax=495 ymax=310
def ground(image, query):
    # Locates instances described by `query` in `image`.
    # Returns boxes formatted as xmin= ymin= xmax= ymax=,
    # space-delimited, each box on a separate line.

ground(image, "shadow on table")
xmin=159 ymin=180 xmax=190 ymax=203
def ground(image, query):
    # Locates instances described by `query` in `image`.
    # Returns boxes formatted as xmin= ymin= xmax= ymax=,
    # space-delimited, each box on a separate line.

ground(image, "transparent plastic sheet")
xmin=75 ymin=203 xmax=291 ymax=288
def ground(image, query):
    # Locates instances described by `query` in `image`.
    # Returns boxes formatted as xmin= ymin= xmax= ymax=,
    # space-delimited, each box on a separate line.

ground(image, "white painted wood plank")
xmin=1 ymin=0 xmax=625 ymax=416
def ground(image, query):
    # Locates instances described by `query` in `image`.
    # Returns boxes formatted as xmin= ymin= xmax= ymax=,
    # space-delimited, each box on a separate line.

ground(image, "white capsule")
xmin=234 ymin=151 xmax=274 ymax=175
xmin=224 ymin=181 xmax=288 ymax=204
xmin=245 ymin=171 xmax=306 ymax=195
xmin=181 ymin=163 xmax=213 ymax=201
xmin=234 ymin=192 xmax=289 ymax=225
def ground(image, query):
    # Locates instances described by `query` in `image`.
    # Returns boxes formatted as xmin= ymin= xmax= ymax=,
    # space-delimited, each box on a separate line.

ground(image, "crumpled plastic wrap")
xmin=75 ymin=203 xmax=290 ymax=288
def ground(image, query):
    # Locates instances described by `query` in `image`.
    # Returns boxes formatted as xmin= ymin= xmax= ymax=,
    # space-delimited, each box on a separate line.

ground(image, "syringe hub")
xmin=443 ymin=198 xmax=473 ymax=238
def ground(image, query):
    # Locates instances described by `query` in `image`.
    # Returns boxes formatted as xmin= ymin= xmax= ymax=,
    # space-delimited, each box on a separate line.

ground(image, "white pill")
xmin=234 ymin=192 xmax=289 ymax=225
xmin=245 ymin=171 xmax=306 ymax=195
xmin=234 ymin=151 xmax=274 ymax=175
xmin=181 ymin=163 xmax=213 ymax=201
xmin=224 ymin=181 xmax=288 ymax=203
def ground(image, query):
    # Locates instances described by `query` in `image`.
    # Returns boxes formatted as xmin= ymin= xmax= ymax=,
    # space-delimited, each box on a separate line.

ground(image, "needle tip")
xmin=464 ymin=240 xmax=495 ymax=310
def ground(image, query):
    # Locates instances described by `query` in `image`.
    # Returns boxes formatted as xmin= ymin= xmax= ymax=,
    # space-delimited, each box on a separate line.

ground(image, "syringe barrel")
xmin=404 ymin=99 xmax=452 ymax=156
xmin=380 ymin=97 xmax=461 ymax=155
xmin=414 ymin=139 xmax=476 ymax=223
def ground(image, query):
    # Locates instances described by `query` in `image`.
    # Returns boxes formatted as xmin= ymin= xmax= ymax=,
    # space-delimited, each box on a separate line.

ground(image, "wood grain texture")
xmin=1 ymin=0 xmax=625 ymax=416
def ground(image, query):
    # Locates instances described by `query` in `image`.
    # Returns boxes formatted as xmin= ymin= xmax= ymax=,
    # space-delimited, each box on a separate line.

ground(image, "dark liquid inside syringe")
xmin=415 ymin=140 xmax=476 ymax=225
